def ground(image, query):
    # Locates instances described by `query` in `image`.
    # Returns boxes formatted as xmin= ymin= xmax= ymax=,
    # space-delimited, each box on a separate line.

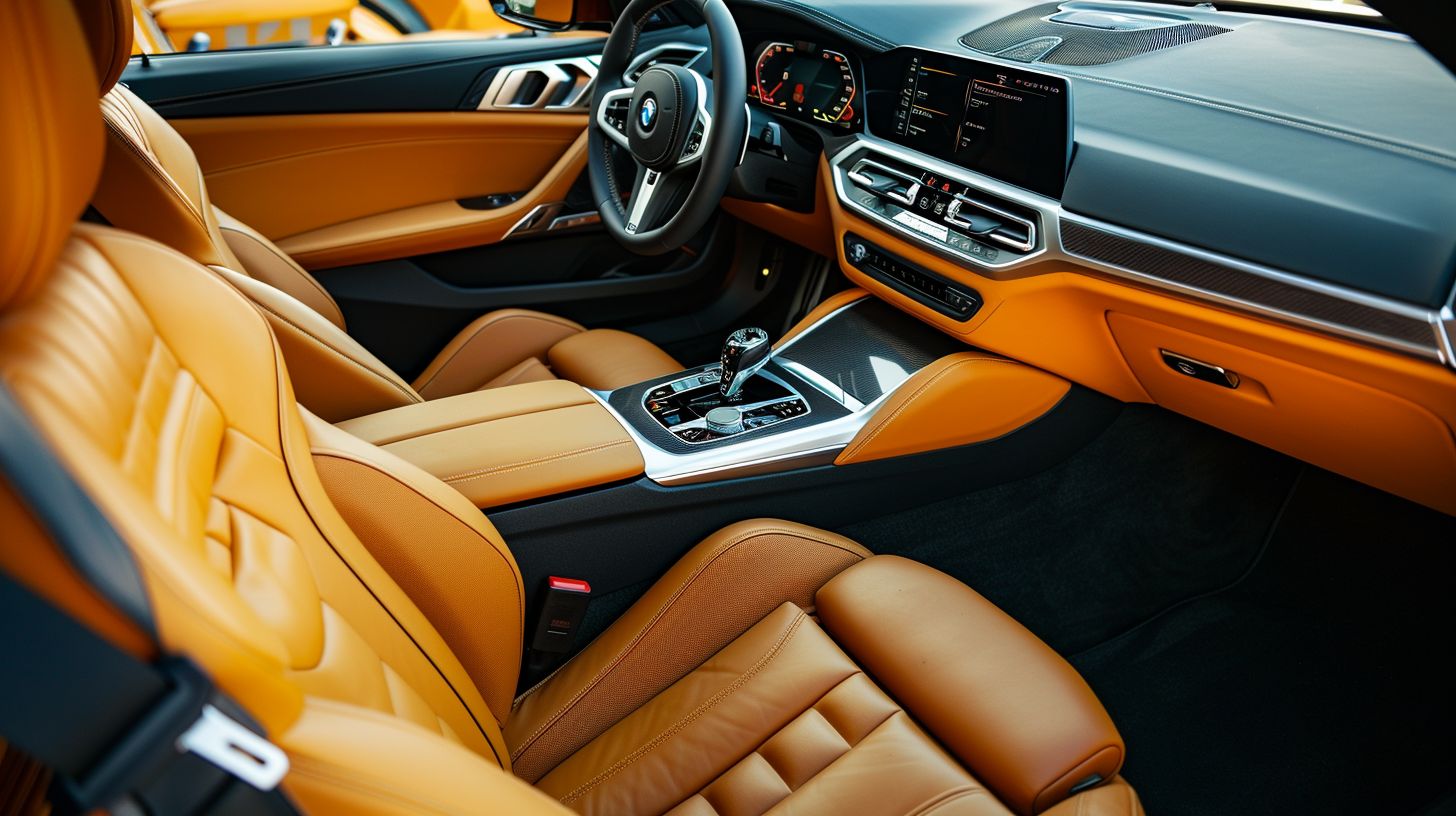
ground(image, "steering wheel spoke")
xmin=624 ymin=162 xmax=691 ymax=235
xmin=595 ymin=87 xmax=633 ymax=149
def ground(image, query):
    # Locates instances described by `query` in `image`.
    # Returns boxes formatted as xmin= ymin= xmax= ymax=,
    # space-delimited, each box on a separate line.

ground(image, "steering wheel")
xmin=589 ymin=0 xmax=747 ymax=255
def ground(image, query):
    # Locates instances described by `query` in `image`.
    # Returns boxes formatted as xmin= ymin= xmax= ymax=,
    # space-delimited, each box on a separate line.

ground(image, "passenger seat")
xmin=72 ymin=0 xmax=682 ymax=422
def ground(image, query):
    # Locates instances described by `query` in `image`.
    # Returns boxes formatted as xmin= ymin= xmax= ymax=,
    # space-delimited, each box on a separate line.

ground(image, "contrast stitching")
xmin=221 ymin=225 xmax=343 ymax=324
xmin=558 ymin=611 xmax=807 ymax=804
xmin=441 ymin=440 xmax=631 ymax=484
xmin=510 ymin=527 xmax=865 ymax=761
xmin=102 ymin=118 xmax=209 ymax=234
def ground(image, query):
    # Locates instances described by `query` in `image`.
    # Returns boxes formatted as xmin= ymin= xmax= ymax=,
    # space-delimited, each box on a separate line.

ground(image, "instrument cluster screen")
xmin=749 ymin=41 xmax=859 ymax=129
xmin=868 ymin=49 xmax=1070 ymax=197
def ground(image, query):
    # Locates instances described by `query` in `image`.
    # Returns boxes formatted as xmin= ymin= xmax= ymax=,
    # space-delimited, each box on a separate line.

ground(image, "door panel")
xmin=117 ymin=27 xmax=769 ymax=380
xmin=173 ymin=112 xmax=586 ymax=266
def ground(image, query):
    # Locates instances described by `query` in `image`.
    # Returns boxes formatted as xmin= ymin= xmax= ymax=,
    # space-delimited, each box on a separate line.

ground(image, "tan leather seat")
xmin=0 ymin=3 xmax=1142 ymax=814
xmin=72 ymin=0 xmax=680 ymax=423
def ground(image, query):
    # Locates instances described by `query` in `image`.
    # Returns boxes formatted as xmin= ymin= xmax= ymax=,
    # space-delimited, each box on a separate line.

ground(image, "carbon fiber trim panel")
xmin=776 ymin=298 xmax=963 ymax=405
xmin=1060 ymin=220 xmax=1436 ymax=347
xmin=959 ymin=3 xmax=1231 ymax=66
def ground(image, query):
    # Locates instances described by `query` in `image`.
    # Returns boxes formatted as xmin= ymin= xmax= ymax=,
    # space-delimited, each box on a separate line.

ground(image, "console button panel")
xmin=842 ymin=233 xmax=983 ymax=320
xmin=643 ymin=367 xmax=811 ymax=445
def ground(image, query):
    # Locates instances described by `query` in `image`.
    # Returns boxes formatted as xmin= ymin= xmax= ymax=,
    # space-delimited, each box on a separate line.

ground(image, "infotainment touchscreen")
xmin=868 ymin=49 xmax=1071 ymax=198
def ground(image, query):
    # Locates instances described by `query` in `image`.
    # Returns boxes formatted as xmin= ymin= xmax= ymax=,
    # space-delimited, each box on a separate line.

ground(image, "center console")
xmin=596 ymin=295 xmax=966 ymax=485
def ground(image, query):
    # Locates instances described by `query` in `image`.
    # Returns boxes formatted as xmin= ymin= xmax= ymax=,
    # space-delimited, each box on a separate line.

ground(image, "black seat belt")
xmin=0 ymin=385 xmax=298 ymax=816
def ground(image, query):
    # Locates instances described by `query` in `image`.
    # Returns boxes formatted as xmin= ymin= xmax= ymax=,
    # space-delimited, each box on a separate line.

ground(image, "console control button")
xmin=842 ymin=233 xmax=982 ymax=321
xmin=705 ymin=407 xmax=745 ymax=435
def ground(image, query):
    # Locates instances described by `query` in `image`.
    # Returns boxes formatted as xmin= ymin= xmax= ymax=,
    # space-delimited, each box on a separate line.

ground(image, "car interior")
xmin=1 ymin=0 xmax=1453 ymax=814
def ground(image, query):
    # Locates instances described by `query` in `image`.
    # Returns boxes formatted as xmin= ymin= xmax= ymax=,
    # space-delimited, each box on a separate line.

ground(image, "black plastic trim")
xmin=0 ymin=385 xmax=154 ymax=633
xmin=492 ymin=385 xmax=1121 ymax=619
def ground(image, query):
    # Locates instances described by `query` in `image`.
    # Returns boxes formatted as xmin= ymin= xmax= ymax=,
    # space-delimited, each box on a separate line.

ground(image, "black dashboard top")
xmin=728 ymin=0 xmax=1456 ymax=309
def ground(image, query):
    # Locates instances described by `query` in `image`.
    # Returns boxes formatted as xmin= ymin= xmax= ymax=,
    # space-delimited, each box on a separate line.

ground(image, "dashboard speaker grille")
xmin=960 ymin=3 xmax=1230 ymax=66
xmin=1060 ymin=221 xmax=1436 ymax=349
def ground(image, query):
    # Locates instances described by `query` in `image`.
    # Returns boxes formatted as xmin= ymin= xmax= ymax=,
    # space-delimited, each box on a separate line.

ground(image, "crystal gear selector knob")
xmin=719 ymin=327 xmax=771 ymax=399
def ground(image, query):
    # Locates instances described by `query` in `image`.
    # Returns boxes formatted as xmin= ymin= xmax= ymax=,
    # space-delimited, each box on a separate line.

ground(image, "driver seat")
xmin=73 ymin=0 xmax=682 ymax=422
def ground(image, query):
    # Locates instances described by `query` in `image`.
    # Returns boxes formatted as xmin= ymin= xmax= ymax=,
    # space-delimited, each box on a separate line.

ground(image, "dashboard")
xmin=716 ymin=0 xmax=1456 ymax=516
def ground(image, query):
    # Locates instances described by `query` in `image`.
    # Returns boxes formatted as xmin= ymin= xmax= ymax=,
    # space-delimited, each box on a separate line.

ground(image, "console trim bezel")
xmin=594 ymin=297 xmax=922 ymax=485
xmin=638 ymin=366 xmax=814 ymax=446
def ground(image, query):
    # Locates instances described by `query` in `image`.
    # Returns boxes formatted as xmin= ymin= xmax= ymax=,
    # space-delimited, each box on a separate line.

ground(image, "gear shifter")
xmin=718 ymin=327 xmax=771 ymax=400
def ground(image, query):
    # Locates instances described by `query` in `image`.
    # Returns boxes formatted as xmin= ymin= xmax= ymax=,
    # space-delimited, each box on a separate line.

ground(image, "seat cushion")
xmin=521 ymin=553 xmax=1135 ymax=816
xmin=537 ymin=602 xmax=1002 ymax=815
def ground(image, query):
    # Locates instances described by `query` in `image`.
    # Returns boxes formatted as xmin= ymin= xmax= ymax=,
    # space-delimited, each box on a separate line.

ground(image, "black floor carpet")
xmin=840 ymin=406 xmax=1456 ymax=816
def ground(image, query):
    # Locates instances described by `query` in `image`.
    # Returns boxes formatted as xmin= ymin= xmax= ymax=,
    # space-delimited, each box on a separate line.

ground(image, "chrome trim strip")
xmin=638 ymin=367 xmax=813 ymax=445
xmin=477 ymin=55 xmax=601 ymax=113
xmin=829 ymin=134 xmax=1450 ymax=366
xmin=589 ymin=297 xmax=903 ymax=485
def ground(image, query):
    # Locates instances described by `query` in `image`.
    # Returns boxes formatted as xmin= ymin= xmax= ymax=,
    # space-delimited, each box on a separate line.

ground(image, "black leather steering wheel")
xmin=589 ymin=0 xmax=747 ymax=255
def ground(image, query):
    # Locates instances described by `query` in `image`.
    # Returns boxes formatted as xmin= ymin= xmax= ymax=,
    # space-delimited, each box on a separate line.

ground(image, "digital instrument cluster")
xmin=748 ymin=41 xmax=859 ymax=129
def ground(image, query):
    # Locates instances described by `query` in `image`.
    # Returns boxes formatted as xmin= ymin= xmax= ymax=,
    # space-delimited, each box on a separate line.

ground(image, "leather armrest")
xmin=335 ymin=381 xmax=644 ymax=508
xmin=816 ymin=556 xmax=1124 ymax=816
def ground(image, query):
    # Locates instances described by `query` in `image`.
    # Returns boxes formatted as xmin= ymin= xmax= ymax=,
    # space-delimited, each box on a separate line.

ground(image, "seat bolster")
xmin=280 ymin=698 xmax=572 ymax=816
xmin=816 ymin=556 xmax=1125 ymax=816
xmin=304 ymin=412 xmax=525 ymax=725
xmin=505 ymin=519 xmax=871 ymax=783
xmin=213 ymin=266 xmax=422 ymax=422
xmin=215 ymin=207 xmax=347 ymax=329
xmin=547 ymin=328 xmax=683 ymax=392
xmin=413 ymin=309 xmax=584 ymax=400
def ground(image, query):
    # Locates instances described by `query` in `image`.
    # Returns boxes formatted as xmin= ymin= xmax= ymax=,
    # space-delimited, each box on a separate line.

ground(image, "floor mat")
xmin=841 ymin=406 xmax=1456 ymax=815
xmin=1072 ymin=466 xmax=1456 ymax=816
xmin=839 ymin=406 xmax=1302 ymax=655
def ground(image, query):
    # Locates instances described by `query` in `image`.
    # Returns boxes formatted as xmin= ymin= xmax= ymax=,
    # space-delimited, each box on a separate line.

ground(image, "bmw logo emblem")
xmin=639 ymin=97 xmax=658 ymax=131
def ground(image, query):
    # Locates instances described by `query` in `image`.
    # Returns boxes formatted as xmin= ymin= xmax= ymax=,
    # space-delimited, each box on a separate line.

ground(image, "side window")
xmin=129 ymin=0 xmax=526 ymax=55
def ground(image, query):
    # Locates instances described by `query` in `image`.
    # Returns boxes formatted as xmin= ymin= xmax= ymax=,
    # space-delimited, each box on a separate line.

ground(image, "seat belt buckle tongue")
xmin=177 ymin=704 xmax=289 ymax=791
xmin=530 ymin=576 xmax=592 ymax=654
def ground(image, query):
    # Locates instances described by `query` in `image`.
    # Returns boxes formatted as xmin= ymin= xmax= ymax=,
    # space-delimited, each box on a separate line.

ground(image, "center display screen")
xmin=867 ymin=49 xmax=1071 ymax=198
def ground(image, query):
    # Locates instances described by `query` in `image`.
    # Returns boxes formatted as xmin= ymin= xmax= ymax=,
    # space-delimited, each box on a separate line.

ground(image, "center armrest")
xmin=336 ymin=381 xmax=644 ymax=509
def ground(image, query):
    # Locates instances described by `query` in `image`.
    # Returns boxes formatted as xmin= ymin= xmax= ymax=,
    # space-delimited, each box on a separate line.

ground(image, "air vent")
xmin=627 ymin=43 xmax=707 ymax=82
xmin=477 ymin=56 xmax=600 ymax=112
xmin=960 ymin=2 xmax=1230 ymax=66
xmin=839 ymin=150 xmax=1043 ymax=268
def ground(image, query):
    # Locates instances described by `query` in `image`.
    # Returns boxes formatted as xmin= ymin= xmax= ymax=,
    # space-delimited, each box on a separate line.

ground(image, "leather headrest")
xmin=70 ymin=0 xmax=134 ymax=94
xmin=0 ymin=2 xmax=105 ymax=311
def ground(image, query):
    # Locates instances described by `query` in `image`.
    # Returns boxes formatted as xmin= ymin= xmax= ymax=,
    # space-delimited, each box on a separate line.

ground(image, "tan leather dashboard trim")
xmin=821 ymin=159 xmax=1456 ymax=515
xmin=836 ymin=351 xmax=1071 ymax=466
xmin=172 ymin=113 xmax=588 ymax=269
xmin=336 ymin=381 xmax=644 ymax=508
xmin=721 ymin=165 xmax=835 ymax=258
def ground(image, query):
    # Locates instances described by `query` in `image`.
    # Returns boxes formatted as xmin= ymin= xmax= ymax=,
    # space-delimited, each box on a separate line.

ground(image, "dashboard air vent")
xmin=960 ymin=2 xmax=1230 ymax=66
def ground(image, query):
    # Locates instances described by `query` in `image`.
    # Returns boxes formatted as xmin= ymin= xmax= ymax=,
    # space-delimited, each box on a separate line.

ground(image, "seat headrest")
xmin=0 ymin=2 xmax=104 ymax=311
xmin=70 ymin=0 xmax=133 ymax=95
